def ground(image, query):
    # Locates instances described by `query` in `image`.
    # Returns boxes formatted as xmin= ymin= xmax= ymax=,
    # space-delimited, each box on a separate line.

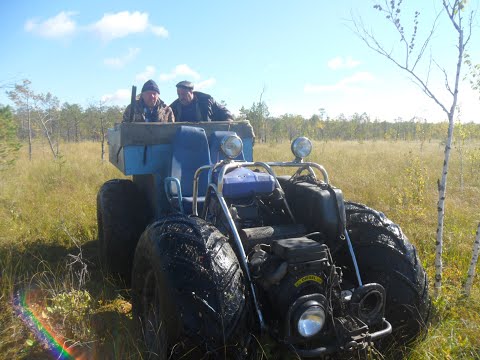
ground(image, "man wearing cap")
xmin=123 ymin=79 xmax=175 ymax=123
xmin=170 ymin=81 xmax=233 ymax=122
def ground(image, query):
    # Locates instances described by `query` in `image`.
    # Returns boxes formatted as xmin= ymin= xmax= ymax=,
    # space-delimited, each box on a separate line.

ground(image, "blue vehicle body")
xmin=98 ymin=119 xmax=428 ymax=359
xmin=107 ymin=121 xmax=255 ymax=218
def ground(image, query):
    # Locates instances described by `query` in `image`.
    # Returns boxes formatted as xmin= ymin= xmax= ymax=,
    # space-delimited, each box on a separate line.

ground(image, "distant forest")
xmin=2 ymin=80 xmax=480 ymax=148
xmin=3 ymin=100 xmax=480 ymax=144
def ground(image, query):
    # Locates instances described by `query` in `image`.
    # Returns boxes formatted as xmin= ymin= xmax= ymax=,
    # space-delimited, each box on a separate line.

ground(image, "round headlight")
xmin=221 ymin=135 xmax=243 ymax=159
xmin=291 ymin=137 xmax=312 ymax=159
xmin=297 ymin=305 xmax=326 ymax=338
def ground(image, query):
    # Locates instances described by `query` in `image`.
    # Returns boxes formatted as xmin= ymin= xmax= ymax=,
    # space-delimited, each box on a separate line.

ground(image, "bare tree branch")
xmin=413 ymin=11 xmax=442 ymax=71
xmin=434 ymin=59 xmax=454 ymax=95
xmin=352 ymin=0 xmax=475 ymax=297
xmin=351 ymin=10 xmax=451 ymax=115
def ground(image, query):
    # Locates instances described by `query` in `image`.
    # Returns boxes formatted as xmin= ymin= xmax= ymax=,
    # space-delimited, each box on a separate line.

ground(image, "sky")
xmin=1 ymin=0 xmax=479 ymax=122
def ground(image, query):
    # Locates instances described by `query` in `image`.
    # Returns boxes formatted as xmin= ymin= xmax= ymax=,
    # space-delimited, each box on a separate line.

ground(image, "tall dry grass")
xmin=0 ymin=139 xmax=479 ymax=359
xmin=0 ymin=141 xmax=139 ymax=359
xmin=257 ymin=140 xmax=480 ymax=359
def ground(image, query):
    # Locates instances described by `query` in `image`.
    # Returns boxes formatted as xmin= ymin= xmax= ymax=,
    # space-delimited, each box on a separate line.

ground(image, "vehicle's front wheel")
xmin=342 ymin=202 xmax=431 ymax=346
xmin=131 ymin=215 xmax=249 ymax=359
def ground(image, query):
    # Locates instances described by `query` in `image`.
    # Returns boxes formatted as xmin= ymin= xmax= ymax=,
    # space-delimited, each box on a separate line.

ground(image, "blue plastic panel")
xmin=243 ymin=138 xmax=253 ymax=162
xmin=108 ymin=125 xmax=254 ymax=174
xmin=170 ymin=126 xmax=211 ymax=197
xmin=123 ymin=144 xmax=171 ymax=175
xmin=222 ymin=167 xmax=275 ymax=198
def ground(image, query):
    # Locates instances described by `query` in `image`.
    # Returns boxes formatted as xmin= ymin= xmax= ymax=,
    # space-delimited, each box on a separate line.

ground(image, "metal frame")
xmin=164 ymin=177 xmax=184 ymax=213
xmin=190 ymin=160 xmax=327 ymax=330
xmin=187 ymin=158 xmax=390 ymax=353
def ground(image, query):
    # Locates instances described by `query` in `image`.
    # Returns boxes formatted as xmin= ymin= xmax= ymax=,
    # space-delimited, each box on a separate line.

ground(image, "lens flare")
xmin=13 ymin=289 xmax=76 ymax=360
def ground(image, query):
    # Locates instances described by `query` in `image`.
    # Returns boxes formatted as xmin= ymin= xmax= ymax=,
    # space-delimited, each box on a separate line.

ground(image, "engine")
xmin=246 ymin=232 xmax=387 ymax=352
xmin=205 ymin=160 xmax=389 ymax=352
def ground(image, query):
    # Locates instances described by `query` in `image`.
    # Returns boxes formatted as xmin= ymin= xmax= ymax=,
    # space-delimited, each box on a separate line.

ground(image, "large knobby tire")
xmin=343 ymin=202 xmax=431 ymax=347
xmin=97 ymin=179 xmax=150 ymax=278
xmin=131 ymin=215 xmax=249 ymax=359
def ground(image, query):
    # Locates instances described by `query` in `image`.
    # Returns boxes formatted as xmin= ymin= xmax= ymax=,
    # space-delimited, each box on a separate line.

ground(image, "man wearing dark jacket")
xmin=170 ymin=81 xmax=233 ymax=122
xmin=123 ymin=79 xmax=175 ymax=123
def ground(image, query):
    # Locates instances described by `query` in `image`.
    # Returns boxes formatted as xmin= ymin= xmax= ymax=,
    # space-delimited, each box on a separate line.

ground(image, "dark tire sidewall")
xmin=131 ymin=215 xmax=249 ymax=359
xmin=343 ymin=202 xmax=431 ymax=345
xmin=97 ymin=179 xmax=150 ymax=278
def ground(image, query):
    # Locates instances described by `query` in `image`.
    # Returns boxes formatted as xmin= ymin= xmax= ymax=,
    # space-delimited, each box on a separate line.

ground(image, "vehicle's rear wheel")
xmin=96 ymin=179 xmax=150 ymax=278
xmin=131 ymin=215 xmax=249 ymax=359
xmin=342 ymin=202 xmax=431 ymax=346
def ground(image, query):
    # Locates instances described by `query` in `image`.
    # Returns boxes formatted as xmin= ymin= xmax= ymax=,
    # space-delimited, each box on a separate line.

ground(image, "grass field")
xmin=0 ymin=139 xmax=479 ymax=359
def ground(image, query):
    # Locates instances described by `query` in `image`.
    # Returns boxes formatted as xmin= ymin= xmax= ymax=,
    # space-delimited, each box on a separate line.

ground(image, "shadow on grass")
xmin=0 ymin=238 xmax=144 ymax=359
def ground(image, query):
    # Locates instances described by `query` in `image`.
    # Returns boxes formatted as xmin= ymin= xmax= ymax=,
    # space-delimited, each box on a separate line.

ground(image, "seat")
xmin=209 ymin=131 xmax=245 ymax=163
xmin=165 ymin=126 xmax=211 ymax=214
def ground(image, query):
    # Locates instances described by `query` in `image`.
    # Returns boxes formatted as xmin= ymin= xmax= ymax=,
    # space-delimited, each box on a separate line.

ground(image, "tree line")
xmin=1 ymin=78 xmax=480 ymax=166
xmin=239 ymin=101 xmax=480 ymax=143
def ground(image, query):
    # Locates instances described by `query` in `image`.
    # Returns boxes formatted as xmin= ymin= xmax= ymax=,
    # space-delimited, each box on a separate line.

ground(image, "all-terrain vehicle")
xmin=97 ymin=120 xmax=430 ymax=359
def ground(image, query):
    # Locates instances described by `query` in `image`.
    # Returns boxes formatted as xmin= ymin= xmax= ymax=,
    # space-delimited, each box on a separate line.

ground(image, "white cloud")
xmin=304 ymin=72 xmax=374 ymax=93
xmin=196 ymin=78 xmax=216 ymax=90
xmin=341 ymin=72 xmax=374 ymax=85
xmin=159 ymin=64 xmax=201 ymax=81
xmin=90 ymin=11 xmax=168 ymax=41
xmin=25 ymin=11 xmax=168 ymax=42
xmin=136 ymin=65 xmax=156 ymax=82
xmin=374 ymin=80 xmax=480 ymax=122
xmin=327 ymin=56 xmax=361 ymax=70
xmin=24 ymin=11 xmax=77 ymax=38
xmin=150 ymin=25 xmax=168 ymax=37
xmin=101 ymin=88 xmax=130 ymax=104
xmin=104 ymin=48 xmax=140 ymax=69
xmin=268 ymin=74 xmax=480 ymax=122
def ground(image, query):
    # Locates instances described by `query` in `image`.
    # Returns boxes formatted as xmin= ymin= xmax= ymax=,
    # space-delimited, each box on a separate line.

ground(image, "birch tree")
xmin=7 ymin=79 xmax=34 ymax=160
xmin=241 ymin=91 xmax=270 ymax=144
xmin=353 ymin=0 xmax=474 ymax=296
xmin=463 ymin=47 xmax=480 ymax=297
xmin=35 ymin=92 xmax=60 ymax=158
xmin=465 ymin=223 xmax=480 ymax=296
xmin=8 ymin=80 xmax=60 ymax=158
